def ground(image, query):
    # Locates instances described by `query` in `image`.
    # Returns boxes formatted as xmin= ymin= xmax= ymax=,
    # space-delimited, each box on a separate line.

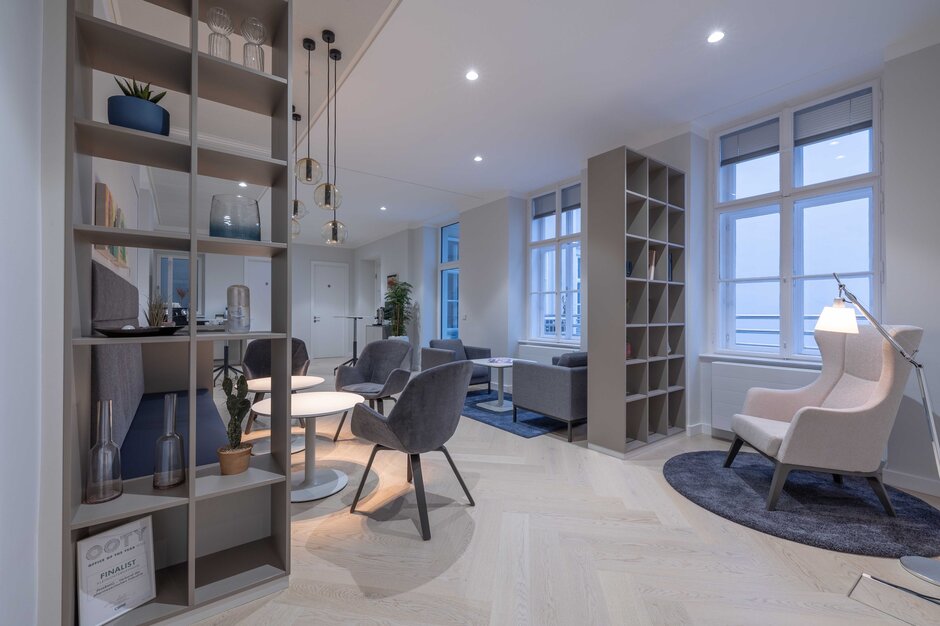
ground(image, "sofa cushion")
xmin=430 ymin=339 xmax=467 ymax=362
xmin=555 ymin=352 xmax=588 ymax=368
xmin=731 ymin=413 xmax=790 ymax=458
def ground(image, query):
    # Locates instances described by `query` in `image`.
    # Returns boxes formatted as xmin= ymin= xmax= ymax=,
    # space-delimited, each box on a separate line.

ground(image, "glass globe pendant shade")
xmin=321 ymin=219 xmax=347 ymax=245
xmin=314 ymin=183 xmax=342 ymax=210
xmin=291 ymin=217 xmax=302 ymax=239
xmin=296 ymin=157 xmax=322 ymax=185
xmin=293 ymin=199 xmax=308 ymax=220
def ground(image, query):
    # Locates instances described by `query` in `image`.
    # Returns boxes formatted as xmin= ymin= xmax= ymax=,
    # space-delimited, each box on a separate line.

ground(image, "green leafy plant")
xmin=384 ymin=280 xmax=414 ymax=337
xmin=114 ymin=77 xmax=167 ymax=104
xmin=222 ymin=375 xmax=251 ymax=450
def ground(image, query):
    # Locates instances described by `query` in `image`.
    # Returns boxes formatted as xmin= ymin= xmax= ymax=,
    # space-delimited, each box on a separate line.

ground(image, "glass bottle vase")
xmin=85 ymin=401 xmax=123 ymax=504
xmin=154 ymin=393 xmax=186 ymax=489
xmin=241 ymin=17 xmax=266 ymax=71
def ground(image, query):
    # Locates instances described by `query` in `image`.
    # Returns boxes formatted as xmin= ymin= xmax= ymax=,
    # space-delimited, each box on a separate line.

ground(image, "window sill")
xmin=700 ymin=351 xmax=821 ymax=370
xmin=518 ymin=339 xmax=582 ymax=349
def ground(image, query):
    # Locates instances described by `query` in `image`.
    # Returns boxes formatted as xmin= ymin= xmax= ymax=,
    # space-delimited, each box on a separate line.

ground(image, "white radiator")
xmin=710 ymin=362 xmax=818 ymax=432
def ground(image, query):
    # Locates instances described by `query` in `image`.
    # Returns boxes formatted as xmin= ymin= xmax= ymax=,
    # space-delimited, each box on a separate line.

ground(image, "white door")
xmin=244 ymin=259 xmax=271 ymax=331
xmin=311 ymin=262 xmax=348 ymax=358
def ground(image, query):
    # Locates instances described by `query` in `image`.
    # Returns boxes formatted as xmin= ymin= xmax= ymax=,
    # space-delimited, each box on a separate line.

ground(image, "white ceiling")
xmin=122 ymin=0 xmax=940 ymax=247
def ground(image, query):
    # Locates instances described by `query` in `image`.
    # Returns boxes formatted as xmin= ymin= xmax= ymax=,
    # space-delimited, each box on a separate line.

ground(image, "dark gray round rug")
xmin=663 ymin=451 xmax=940 ymax=558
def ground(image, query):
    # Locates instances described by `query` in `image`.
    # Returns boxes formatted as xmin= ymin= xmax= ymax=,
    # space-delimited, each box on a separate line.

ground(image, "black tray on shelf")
xmin=95 ymin=326 xmax=181 ymax=338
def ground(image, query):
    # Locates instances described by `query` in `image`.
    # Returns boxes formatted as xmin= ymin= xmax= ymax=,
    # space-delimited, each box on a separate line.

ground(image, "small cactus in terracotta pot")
xmin=218 ymin=375 xmax=252 ymax=474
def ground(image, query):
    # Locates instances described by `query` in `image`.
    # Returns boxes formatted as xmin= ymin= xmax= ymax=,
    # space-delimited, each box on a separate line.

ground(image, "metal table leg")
xmin=290 ymin=416 xmax=348 ymax=502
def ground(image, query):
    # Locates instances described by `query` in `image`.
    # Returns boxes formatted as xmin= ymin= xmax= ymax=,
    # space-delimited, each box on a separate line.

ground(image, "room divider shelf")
xmin=62 ymin=0 xmax=293 ymax=622
xmin=587 ymin=146 xmax=687 ymax=456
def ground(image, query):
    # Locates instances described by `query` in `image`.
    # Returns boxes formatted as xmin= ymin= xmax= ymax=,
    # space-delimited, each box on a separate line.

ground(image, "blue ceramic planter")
xmin=107 ymin=95 xmax=170 ymax=136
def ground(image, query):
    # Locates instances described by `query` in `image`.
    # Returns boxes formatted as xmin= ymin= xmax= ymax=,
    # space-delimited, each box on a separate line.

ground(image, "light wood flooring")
xmin=202 ymin=358 xmax=940 ymax=625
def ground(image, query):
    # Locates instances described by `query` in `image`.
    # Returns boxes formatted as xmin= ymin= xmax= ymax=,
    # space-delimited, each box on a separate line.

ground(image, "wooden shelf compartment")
xmin=668 ymin=284 xmax=685 ymax=324
xmin=668 ymin=388 xmax=686 ymax=430
xmin=107 ymin=562 xmax=190 ymax=626
xmin=668 ymin=211 xmax=685 ymax=246
xmin=669 ymin=357 xmax=685 ymax=387
xmin=194 ymin=537 xmax=286 ymax=605
xmin=70 ymin=475 xmax=188 ymax=530
xmin=73 ymin=334 xmax=190 ymax=346
xmin=648 ymin=161 xmax=668 ymax=203
xmin=668 ymin=325 xmax=685 ymax=357
xmin=197 ymin=144 xmax=287 ymax=187
xmin=197 ymin=235 xmax=287 ymax=258
xmin=75 ymin=119 xmax=190 ymax=173
xmin=668 ymin=246 xmax=685 ymax=283
xmin=649 ymin=359 xmax=668 ymax=393
xmin=626 ymin=197 xmax=647 ymax=238
xmin=648 ymin=242 xmax=668 ymax=282
xmin=73 ymin=224 xmax=190 ymax=251
xmin=649 ymin=202 xmax=669 ymax=242
xmin=649 ymin=325 xmax=668 ymax=359
xmin=626 ymin=281 xmax=648 ymax=325
xmin=626 ymin=150 xmax=648 ymax=196
xmin=668 ymin=168 xmax=686 ymax=209
xmin=195 ymin=331 xmax=287 ymax=342
xmin=198 ymin=53 xmax=287 ymax=116
xmin=147 ymin=0 xmax=288 ymax=46
xmin=626 ymin=326 xmax=648 ymax=361
xmin=649 ymin=282 xmax=667 ymax=324
xmin=194 ymin=454 xmax=285 ymax=501
xmin=649 ymin=393 xmax=668 ymax=437
xmin=626 ymin=400 xmax=648 ymax=445
xmin=75 ymin=13 xmax=191 ymax=96
xmin=625 ymin=360 xmax=647 ymax=397
xmin=626 ymin=239 xmax=648 ymax=280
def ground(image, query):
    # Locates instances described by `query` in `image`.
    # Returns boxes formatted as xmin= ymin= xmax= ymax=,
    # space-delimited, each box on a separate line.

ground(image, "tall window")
xmin=528 ymin=182 xmax=581 ymax=342
xmin=155 ymin=252 xmax=205 ymax=316
xmin=439 ymin=223 xmax=459 ymax=339
xmin=716 ymin=86 xmax=878 ymax=357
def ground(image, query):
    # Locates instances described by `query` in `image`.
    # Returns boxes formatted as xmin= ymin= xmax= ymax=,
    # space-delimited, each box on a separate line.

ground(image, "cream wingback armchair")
xmin=724 ymin=325 xmax=923 ymax=513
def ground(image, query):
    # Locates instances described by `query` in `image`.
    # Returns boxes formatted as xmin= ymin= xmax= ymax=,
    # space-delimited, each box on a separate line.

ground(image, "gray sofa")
xmin=511 ymin=352 xmax=588 ymax=442
xmin=420 ymin=339 xmax=491 ymax=391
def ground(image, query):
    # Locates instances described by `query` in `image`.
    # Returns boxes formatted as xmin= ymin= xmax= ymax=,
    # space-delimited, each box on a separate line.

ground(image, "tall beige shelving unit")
xmin=62 ymin=0 xmax=293 ymax=623
xmin=587 ymin=146 xmax=686 ymax=456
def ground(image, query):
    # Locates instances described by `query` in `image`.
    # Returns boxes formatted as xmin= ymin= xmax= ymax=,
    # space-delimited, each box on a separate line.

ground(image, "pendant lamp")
xmin=295 ymin=38 xmax=322 ymax=185
xmin=319 ymin=30 xmax=347 ymax=244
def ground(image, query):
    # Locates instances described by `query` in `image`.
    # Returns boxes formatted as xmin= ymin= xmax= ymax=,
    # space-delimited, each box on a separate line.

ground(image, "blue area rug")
xmin=461 ymin=390 xmax=564 ymax=438
xmin=664 ymin=451 xmax=940 ymax=557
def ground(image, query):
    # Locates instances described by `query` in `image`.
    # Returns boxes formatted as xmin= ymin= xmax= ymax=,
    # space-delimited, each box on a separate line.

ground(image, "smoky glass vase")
xmin=209 ymin=194 xmax=261 ymax=241
xmin=85 ymin=401 xmax=123 ymax=504
xmin=154 ymin=393 xmax=186 ymax=489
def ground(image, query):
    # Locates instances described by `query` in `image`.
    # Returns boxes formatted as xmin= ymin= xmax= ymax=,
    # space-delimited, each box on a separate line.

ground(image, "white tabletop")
xmin=246 ymin=375 xmax=325 ymax=393
xmin=470 ymin=358 xmax=534 ymax=369
xmin=251 ymin=391 xmax=364 ymax=418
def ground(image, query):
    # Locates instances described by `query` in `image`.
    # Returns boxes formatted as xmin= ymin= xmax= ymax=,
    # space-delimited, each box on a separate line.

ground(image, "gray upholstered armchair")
xmin=349 ymin=361 xmax=475 ymax=540
xmin=332 ymin=339 xmax=412 ymax=441
xmin=242 ymin=338 xmax=310 ymax=434
xmin=421 ymin=339 xmax=491 ymax=391
xmin=725 ymin=326 xmax=922 ymax=513
xmin=512 ymin=352 xmax=588 ymax=442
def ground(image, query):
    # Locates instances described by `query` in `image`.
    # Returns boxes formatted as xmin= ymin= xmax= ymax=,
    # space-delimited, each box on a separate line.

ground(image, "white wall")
xmin=882 ymin=42 xmax=940 ymax=495
xmin=0 ymin=0 xmax=43 ymax=622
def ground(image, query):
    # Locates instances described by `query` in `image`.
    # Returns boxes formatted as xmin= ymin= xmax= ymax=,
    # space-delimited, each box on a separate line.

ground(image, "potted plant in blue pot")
xmin=108 ymin=78 xmax=169 ymax=136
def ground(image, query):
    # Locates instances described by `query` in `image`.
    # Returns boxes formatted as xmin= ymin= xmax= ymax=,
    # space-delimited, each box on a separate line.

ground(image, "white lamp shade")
xmin=815 ymin=299 xmax=859 ymax=334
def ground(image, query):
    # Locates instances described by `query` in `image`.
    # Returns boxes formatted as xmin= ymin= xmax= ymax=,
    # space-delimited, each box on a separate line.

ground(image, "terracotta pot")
xmin=217 ymin=443 xmax=252 ymax=475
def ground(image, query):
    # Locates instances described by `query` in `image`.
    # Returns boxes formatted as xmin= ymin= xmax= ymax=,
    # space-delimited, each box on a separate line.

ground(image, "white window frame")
xmin=526 ymin=176 xmax=582 ymax=344
xmin=153 ymin=250 xmax=206 ymax=317
xmin=438 ymin=222 xmax=459 ymax=340
xmin=710 ymin=81 xmax=883 ymax=361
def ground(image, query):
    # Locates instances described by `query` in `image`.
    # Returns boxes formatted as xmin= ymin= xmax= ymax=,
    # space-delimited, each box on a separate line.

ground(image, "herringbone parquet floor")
xmin=201 ymin=359 xmax=940 ymax=625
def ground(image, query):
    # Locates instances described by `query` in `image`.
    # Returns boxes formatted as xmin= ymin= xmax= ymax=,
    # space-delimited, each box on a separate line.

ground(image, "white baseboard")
xmin=685 ymin=423 xmax=711 ymax=437
xmin=883 ymin=468 xmax=940 ymax=498
xmin=587 ymin=443 xmax=626 ymax=459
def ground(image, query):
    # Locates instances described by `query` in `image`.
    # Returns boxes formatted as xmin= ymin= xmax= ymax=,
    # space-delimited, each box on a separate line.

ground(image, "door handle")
xmin=313 ymin=316 xmax=321 ymax=323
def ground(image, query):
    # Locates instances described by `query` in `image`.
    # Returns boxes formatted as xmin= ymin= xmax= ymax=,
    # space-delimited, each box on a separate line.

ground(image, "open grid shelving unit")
xmin=61 ymin=0 xmax=293 ymax=622
xmin=587 ymin=146 xmax=686 ymax=456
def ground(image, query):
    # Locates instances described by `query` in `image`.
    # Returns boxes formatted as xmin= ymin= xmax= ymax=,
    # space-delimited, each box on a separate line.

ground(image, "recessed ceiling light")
xmin=473 ymin=155 xmax=483 ymax=162
xmin=238 ymin=181 xmax=248 ymax=188
xmin=707 ymin=30 xmax=725 ymax=44
xmin=835 ymin=155 xmax=846 ymax=160
xmin=829 ymin=140 xmax=840 ymax=146
xmin=465 ymin=69 xmax=479 ymax=81
xmin=380 ymin=206 xmax=387 ymax=211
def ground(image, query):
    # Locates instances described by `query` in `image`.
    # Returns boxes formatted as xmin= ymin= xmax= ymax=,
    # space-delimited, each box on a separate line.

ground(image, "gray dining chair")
xmin=242 ymin=338 xmax=310 ymax=434
xmin=349 ymin=361 xmax=475 ymax=540
xmin=332 ymin=339 xmax=412 ymax=441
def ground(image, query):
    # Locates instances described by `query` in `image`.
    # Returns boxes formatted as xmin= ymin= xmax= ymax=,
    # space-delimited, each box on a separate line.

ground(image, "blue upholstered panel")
xmin=120 ymin=389 xmax=228 ymax=479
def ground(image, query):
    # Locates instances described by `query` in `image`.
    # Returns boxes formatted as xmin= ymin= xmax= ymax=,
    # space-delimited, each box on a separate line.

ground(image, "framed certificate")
xmin=77 ymin=516 xmax=156 ymax=625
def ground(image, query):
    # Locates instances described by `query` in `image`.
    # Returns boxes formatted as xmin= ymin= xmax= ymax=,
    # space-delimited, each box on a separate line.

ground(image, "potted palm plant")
xmin=108 ymin=78 xmax=169 ymax=136
xmin=384 ymin=279 xmax=414 ymax=342
xmin=218 ymin=375 xmax=253 ymax=475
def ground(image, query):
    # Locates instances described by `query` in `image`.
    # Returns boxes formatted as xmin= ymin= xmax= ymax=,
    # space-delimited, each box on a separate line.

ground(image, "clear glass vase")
xmin=241 ymin=17 xmax=266 ymax=71
xmin=207 ymin=7 xmax=233 ymax=61
xmin=154 ymin=393 xmax=185 ymax=489
xmin=85 ymin=401 xmax=123 ymax=504
xmin=209 ymin=194 xmax=261 ymax=241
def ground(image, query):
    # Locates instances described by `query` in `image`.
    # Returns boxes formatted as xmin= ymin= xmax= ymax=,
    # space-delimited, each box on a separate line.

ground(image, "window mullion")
xmin=780 ymin=196 xmax=795 ymax=357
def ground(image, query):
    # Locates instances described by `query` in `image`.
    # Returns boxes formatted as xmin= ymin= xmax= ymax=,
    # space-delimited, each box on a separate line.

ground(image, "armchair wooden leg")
xmin=244 ymin=392 xmax=265 ymax=434
xmin=440 ymin=445 xmax=474 ymax=506
xmin=567 ymin=422 xmax=573 ymax=443
xmin=407 ymin=456 xmax=412 ymax=483
xmin=512 ymin=406 xmax=517 ymax=423
xmin=332 ymin=411 xmax=348 ymax=442
xmin=351 ymin=444 xmax=382 ymax=513
xmin=723 ymin=436 xmax=744 ymax=468
xmin=766 ymin=463 xmax=792 ymax=511
xmin=867 ymin=475 xmax=896 ymax=516
xmin=377 ymin=398 xmax=384 ymax=414
xmin=410 ymin=454 xmax=431 ymax=540
xmin=487 ymin=381 xmax=491 ymax=394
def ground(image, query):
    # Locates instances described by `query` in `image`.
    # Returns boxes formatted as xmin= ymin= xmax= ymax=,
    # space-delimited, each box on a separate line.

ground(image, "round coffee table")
xmin=247 ymin=375 xmax=325 ymax=455
xmin=251 ymin=391 xmax=364 ymax=502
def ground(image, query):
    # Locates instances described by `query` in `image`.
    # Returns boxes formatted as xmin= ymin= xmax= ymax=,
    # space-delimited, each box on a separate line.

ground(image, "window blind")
xmin=720 ymin=119 xmax=780 ymax=167
xmin=532 ymin=192 xmax=555 ymax=219
xmin=794 ymin=88 xmax=872 ymax=146
xmin=561 ymin=184 xmax=580 ymax=213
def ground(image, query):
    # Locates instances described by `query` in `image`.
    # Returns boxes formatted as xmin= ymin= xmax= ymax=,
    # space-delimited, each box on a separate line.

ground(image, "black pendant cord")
xmin=333 ymin=51 xmax=338 ymax=189
xmin=293 ymin=114 xmax=298 ymax=206
xmin=305 ymin=46 xmax=311 ymax=161
xmin=325 ymin=40 xmax=331 ymax=194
